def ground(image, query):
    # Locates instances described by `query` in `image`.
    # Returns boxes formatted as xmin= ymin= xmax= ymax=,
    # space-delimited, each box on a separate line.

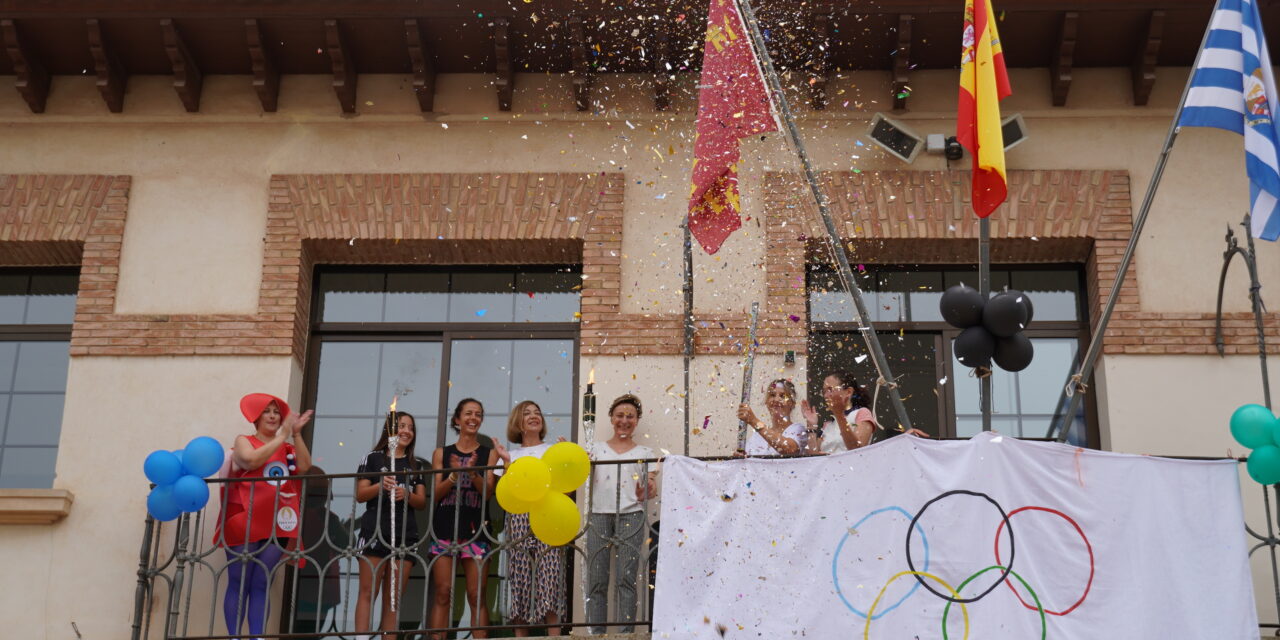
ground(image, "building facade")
xmin=0 ymin=1 xmax=1278 ymax=637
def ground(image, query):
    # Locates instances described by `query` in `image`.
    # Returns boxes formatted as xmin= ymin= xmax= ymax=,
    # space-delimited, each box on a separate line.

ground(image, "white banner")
xmin=653 ymin=433 xmax=1256 ymax=638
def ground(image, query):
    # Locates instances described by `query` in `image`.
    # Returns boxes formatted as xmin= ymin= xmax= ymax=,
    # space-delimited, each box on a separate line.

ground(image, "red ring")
xmin=993 ymin=506 xmax=1094 ymax=616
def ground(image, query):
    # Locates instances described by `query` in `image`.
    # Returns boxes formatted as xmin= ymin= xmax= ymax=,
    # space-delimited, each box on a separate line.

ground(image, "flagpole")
xmin=979 ymin=219 xmax=993 ymax=432
xmin=683 ymin=220 xmax=694 ymax=456
xmin=734 ymin=0 xmax=914 ymax=433
xmin=1051 ymin=0 xmax=1220 ymax=443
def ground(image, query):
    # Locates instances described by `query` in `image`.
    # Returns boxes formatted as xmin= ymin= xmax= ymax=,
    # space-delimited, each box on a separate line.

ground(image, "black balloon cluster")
xmin=940 ymin=285 xmax=1035 ymax=372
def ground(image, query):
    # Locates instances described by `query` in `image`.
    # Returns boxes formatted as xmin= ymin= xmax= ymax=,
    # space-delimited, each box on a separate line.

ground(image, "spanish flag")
xmin=957 ymin=0 xmax=1012 ymax=217
xmin=688 ymin=0 xmax=779 ymax=254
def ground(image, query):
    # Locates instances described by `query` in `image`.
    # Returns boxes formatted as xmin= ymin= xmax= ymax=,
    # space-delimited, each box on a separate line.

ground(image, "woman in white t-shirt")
xmin=493 ymin=401 xmax=565 ymax=636
xmin=585 ymin=394 xmax=656 ymax=635
xmin=735 ymin=378 xmax=807 ymax=456
xmin=802 ymin=371 xmax=880 ymax=454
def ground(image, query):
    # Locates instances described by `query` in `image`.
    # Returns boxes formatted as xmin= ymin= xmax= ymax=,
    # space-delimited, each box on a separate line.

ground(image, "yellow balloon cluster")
xmin=497 ymin=442 xmax=591 ymax=546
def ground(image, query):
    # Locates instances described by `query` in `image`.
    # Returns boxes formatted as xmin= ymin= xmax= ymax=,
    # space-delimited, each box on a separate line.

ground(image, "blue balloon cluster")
xmin=144 ymin=436 xmax=224 ymax=521
xmin=1230 ymin=404 xmax=1280 ymax=485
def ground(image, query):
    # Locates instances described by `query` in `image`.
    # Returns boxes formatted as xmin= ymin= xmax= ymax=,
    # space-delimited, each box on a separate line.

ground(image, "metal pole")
xmin=737 ymin=302 xmax=761 ymax=451
xmin=979 ymin=218 xmax=993 ymax=432
xmin=1213 ymin=214 xmax=1273 ymax=410
xmin=131 ymin=515 xmax=157 ymax=640
xmin=684 ymin=220 xmax=694 ymax=456
xmin=735 ymin=0 xmax=914 ymax=432
xmin=1052 ymin=2 xmax=1218 ymax=443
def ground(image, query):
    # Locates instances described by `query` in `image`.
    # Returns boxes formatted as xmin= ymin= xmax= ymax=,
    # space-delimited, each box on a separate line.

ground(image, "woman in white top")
xmin=802 ymin=371 xmax=929 ymax=453
xmin=736 ymin=378 xmax=807 ymax=456
xmin=585 ymin=394 xmax=657 ymax=635
xmin=494 ymin=401 xmax=566 ymax=636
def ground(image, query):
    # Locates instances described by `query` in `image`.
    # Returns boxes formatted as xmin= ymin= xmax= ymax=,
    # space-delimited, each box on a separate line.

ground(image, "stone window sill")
xmin=0 ymin=489 xmax=74 ymax=524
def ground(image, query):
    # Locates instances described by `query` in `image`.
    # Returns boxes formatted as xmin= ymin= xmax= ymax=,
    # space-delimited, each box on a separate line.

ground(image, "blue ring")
xmin=831 ymin=506 xmax=930 ymax=620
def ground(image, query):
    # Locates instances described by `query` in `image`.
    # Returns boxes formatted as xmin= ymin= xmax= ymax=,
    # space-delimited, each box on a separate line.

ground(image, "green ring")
xmin=941 ymin=565 xmax=1046 ymax=640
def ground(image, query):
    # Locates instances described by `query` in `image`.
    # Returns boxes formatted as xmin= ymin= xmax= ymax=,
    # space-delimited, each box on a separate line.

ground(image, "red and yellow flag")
xmin=688 ymin=0 xmax=778 ymax=254
xmin=957 ymin=0 xmax=1012 ymax=218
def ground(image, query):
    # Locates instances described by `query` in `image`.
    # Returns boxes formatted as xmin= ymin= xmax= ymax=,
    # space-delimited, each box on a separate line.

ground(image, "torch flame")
xmin=389 ymin=395 xmax=398 ymax=413
xmin=588 ymin=368 xmax=595 ymax=385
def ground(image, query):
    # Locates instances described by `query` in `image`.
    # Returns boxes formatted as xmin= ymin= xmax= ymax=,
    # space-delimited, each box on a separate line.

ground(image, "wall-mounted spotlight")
xmin=867 ymin=113 xmax=924 ymax=164
xmin=1002 ymin=113 xmax=1029 ymax=151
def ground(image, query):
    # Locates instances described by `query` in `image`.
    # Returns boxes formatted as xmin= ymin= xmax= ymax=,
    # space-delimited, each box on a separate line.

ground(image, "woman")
xmin=494 ymin=401 xmax=566 ymax=636
xmin=354 ymin=411 xmax=427 ymax=639
xmin=427 ymin=398 xmax=499 ymax=639
xmin=216 ymin=393 xmax=313 ymax=640
xmin=586 ymin=394 xmax=657 ymax=635
xmin=736 ymin=379 xmax=807 ymax=457
xmin=801 ymin=371 xmax=878 ymax=454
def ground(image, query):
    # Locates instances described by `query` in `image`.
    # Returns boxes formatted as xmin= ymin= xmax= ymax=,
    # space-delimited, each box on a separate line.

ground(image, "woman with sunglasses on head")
xmin=735 ymin=378 xmax=806 ymax=457
xmin=427 ymin=398 xmax=498 ymax=639
xmin=353 ymin=411 xmax=426 ymax=640
xmin=493 ymin=400 xmax=566 ymax=636
xmin=802 ymin=371 xmax=928 ymax=454
xmin=586 ymin=394 xmax=657 ymax=636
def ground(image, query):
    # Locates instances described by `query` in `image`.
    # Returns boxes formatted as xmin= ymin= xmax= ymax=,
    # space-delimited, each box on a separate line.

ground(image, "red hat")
xmin=240 ymin=393 xmax=291 ymax=424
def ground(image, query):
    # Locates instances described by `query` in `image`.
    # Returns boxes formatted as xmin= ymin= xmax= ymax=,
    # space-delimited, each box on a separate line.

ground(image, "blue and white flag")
xmin=1179 ymin=0 xmax=1280 ymax=240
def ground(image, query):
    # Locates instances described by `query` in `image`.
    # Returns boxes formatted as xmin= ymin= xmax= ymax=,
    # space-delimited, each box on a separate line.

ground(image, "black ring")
xmin=905 ymin=489 xmax=1014 ymax=604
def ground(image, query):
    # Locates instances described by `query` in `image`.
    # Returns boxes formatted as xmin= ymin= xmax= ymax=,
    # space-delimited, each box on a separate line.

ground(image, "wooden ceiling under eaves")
xmin=0 ymin=0 xmax=1264 ymax=114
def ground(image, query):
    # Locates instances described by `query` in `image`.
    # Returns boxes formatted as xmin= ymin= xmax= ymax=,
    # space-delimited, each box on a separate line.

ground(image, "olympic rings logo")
xmin=831 ymin=490 xmax=1095 ymax=638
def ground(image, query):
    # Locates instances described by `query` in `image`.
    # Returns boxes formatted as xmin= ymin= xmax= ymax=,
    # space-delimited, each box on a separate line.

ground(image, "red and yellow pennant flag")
xmin=957 ymin=0 xmax=1012 ymax=217
xmin=688 ymin=0 xmax=779 ymax=254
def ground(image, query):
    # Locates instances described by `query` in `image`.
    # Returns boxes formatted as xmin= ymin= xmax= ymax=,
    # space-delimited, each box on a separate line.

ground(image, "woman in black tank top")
xmin=427 ymin=398 xmax=498 ymax=639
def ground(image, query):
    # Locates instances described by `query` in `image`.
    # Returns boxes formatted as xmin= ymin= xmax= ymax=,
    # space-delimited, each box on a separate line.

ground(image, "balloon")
xmin=144 ymin=450 xmax=184 ymax=486
xmin=496 ymin=474 xmax=538 ymax=514
xmin=505 ymin=457 xmax=552 ymax=503
xmin=183 ymin=436 xmax=226 ymax=478
xmin=147 ymin=485 xmax=182 ymax=522
xmin=172 ymin=450 xmax=185 ymax=466
xmin=1007 ymin=289 xmax=1035 ymax=324
xmin=172 ymin=474 xmax=211 ymax=513
xmin=543 ymin=442 xmax=591 ymax=493
xmin=1248 ymin=445 xmax=1280 ymax=485
xmin=993 ymin=333 xmax=1035 ymax=372
xmin=983 ymin=290 xmax=1030 ymax=338
xmin=1231 ymin=404 xmax=1277 ymax=449
xmin=529 ymin=492 xmax=581 ymax=546
xmin=939 ymin=284 xmax=985 ymax=329
xmin=953 ymin=326 xmax=995 ymax=368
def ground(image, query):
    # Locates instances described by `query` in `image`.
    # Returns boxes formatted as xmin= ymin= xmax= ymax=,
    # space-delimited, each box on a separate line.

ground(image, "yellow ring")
xmin=863 ymin=570 xmax=969 ymax=640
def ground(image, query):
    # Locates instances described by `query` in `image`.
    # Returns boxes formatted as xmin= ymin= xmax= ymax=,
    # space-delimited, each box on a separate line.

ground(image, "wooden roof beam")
xmin=653 ymin=24 xmax=670 ymax=111
xmin=569 ymin=15 xmax=591 ymax=111
xmin=1050 ymin=11 xmax=1078 ymax=107
xmin=245 ymin=18 xmax=278 ymax=112
xmin=405 ymin=18 xmax=435 ymax=112
xmin=1132 ymin=9 xmax=1164 ymax=106
xmin=810 ymin=14 xmax=831 ymax=111
xmin=891 ymin=14 xmax=913 ymax=111
xmin=324 ymin=18 xmax=356 ymax=114
xmin=160 ymin=18 xmax=201 ymax=112
xmin=0 ymin=19 xmax=49 ymax=113
xmin=494 ymin=17 xmax=513 ymax=111
xmin=86 ymin=19 xmax=125 ymax=113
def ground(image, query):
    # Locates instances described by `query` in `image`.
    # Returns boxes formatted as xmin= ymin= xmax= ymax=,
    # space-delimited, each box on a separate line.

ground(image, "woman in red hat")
xmin=216 ymin=393 xmax=313 ymax=640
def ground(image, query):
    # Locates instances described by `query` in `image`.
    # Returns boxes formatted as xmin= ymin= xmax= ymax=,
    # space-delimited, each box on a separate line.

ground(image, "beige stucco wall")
xmin=0 ymin=66 xmax=1276 ymax=637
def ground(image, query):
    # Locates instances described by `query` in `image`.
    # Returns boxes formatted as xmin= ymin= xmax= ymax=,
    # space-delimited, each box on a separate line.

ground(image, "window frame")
xmin=806 ymin=263 xmax=1100 ymax=446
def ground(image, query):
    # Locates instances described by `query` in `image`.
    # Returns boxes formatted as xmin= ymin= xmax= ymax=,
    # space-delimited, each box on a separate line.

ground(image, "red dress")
xmin=216 ymin=436 xmax=302 ymax=546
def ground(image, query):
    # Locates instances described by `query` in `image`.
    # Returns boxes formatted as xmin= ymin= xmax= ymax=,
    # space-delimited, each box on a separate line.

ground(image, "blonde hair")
xmin=506 ymin=400 xmax=546 ymax=443
xmin=608 ymin=394 xmax=643 ymax=418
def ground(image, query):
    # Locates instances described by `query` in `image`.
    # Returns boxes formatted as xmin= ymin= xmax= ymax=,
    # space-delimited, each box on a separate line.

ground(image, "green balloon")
xmin=1248 ymin=445 xmax=1280 ymax=485
xmin=1231 ymin=404 xmax=1276 ymax=449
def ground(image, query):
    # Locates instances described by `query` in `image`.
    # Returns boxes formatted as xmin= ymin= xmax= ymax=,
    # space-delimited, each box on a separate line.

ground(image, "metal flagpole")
xmin=684 ymin=221 xmax=694 ymax=456
xmin=979 ymin=219 xmax=993 ymax=431
xmin=734 ymin=0 xmax=914 ymax=432
xmin=1051 ymin=0 xmax=1219 ymax=443
xmin=737 ymin=303 xmax=761 ymax=451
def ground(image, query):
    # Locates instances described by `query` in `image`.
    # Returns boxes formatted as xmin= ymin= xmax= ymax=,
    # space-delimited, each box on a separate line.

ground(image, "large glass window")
xmin=295 ymin=266 xmax=579 ymax=632
xmin=0 ymin=271 xmax=77 ymax=488
xmin=807 ymin=265 xmax=1092 ymax=446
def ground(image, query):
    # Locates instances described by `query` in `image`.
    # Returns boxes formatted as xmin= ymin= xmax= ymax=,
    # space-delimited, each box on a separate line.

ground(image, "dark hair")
xmin=450 ymin=398 xmax=484 ymax=433
xmin=608 ymin=394 xmax=643 ymax=418
xmin=372 ymin=411 xmax=417 ymax=470
xmin=826 ymin=371 xmax=868 ymax=408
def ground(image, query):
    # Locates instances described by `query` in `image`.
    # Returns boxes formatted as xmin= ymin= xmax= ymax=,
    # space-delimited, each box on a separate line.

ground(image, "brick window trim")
xmin=0 ymin=171 xmax=1272 ymax=360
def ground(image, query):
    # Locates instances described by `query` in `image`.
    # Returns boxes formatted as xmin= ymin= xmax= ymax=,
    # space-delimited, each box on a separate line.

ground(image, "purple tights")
xmin=223 ymin=541 xmax=286 ymax=638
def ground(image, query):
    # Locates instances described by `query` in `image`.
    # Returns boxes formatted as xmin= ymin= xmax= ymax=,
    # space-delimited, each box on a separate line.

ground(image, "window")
xmin=807 ymin=265 xmax=1093 ymax=446
xmin=0 ymin=270 xmax=77 ymax=488
xmin=294 ymin=266 xmax=580 ymax=632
